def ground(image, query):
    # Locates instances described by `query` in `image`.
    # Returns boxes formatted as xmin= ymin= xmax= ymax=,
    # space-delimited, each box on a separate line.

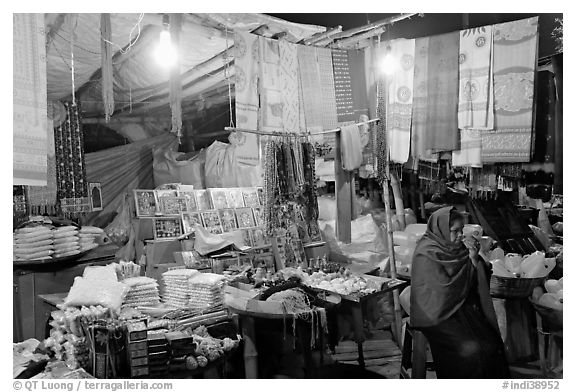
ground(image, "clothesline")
xmin=223 ymin=118 xmax=380 ymax=137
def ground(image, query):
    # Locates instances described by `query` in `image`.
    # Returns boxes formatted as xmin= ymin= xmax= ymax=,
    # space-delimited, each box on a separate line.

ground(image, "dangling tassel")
xmin=168 ymin=14 xmax=183 ymax=142
xmin=100 ymin=13 xmax=114 ymax=123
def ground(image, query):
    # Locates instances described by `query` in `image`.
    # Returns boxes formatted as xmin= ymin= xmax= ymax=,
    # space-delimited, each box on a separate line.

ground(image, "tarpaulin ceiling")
xmin=45 ymin=13 xmax=326 ymax=125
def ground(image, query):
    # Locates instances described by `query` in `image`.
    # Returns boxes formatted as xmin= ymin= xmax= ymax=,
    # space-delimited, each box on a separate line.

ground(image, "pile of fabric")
xmin=122 ymin=276 xmax=161 ymax=308
xmin=187 ymin=273 xmax=226 ymax=312
xmin=161 ymin=269 xmax=200 ymax=308
xmin=78 ymin=226 xmax=103 ymax=253
xmin=13 ymin=226 xmax=54 ymax=261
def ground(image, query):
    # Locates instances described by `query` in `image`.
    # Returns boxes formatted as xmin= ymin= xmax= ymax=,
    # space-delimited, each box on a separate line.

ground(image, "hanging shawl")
xmin=424 ymin=32 xmax=460 ymax=152
xmin=100 ymin=13 xmax=114 ymax=123
xmin=386 ymin=39 xmax=415 ymax=164
xmin=452 ymin=129 xmax=483 ymax=167
xmin=168 ymin=14 xmax=182 ymax=139
xmin=279 ymin=40 xmax=301 ymax=133
xmin=260 ymin=37 xmax=284 ymax=132
xmin=410 ymin=207 xmax=498 ymax=331
xmin=340 ymin=124 xmax=363 ymax=171
xmin=234 ymin=31 xmax=260 ymax=165
xmin=481 ymin=17 xmax=538 ymax=163
xmin=409 ymin=37 xmax=438 ymax=169
xmin=298 ymin=45 xmax=323 ymax=133
xmin=317 ymin=47 xmax=338 ymax=146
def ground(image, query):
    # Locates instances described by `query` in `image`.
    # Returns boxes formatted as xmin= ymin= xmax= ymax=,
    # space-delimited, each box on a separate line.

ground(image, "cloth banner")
xmin=259 ymin=37 xmax=283 ymax=132
xmin=84 ymin=133 xmax=177 ymax=221
xmin=316 ymin=47 xmax=338 ymax=146
xmin=234 ymin=31 xmax=260 ymax=166
xmin=298 ymin=45 xmax=323 ymax=133
xmin=424 ymin=31 xmax=460 ymax=152
xmin=13 ymin=13 xmax=49 ymax=186
xmin=481 ymin=17 xmax=539 ymax=163
xmin=279 ymin=40 xmax=301 ymax=133
xmin=409 ymin=37 xmax=438 ymax=169
xmin=386 ymin=39 xmax=415 ymax=164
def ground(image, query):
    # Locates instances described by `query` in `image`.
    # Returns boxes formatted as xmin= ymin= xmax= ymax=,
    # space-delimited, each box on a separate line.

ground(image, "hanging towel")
xmin=13 ymin=13 xmax=49 ymax=186
xmin=340 ymin=124 xmax=363 ymax=171
xmin=279 ymin=40 xmax=301 ymax=133
xmin=425 ymin=31 xmax=460 ymax=152
xmin=481 ymin=17 xmax=539 ymax=163
xmin=317 ymin=47 xmax=338 ymax=146
xmin=259 ymin=37 xmax=283 ymax=132
xmin=386 ymin=38 xmax=415 ymax=164
xmin=234 ymin=31 xmax=260 ymax=165
xmin=458 ymin=25 xmax=494 ymax=130
xmin=409 ymin=37 xmax=438 ymax=168
xmin=298 ymin=45 xmax=323 ymax=132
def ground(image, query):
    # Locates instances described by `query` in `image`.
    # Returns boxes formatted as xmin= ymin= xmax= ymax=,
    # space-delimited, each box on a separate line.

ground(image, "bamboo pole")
xmin=390 ymin=171 xmax=406 ymax=231
xmin=329 ymin=13 xmax=419 ymax=42
xmin=302 ymin=25 xmax=343 ymax=45
xmin=331 ymin=27 xmax=386 ymax=49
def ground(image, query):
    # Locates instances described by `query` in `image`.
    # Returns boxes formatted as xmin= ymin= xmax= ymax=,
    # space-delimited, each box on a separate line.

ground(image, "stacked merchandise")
xmin=13 ymin=226 xmax=54 ymax=261
xmin=166 ymin=331 xmax=196 ymax=372
xmin=122 ymin=277 xmax=161 ymax=308
xmin=161 ymin=269 xmax=200 ymax=308
xmin=126 ymin=320 xmax=148 ymax=378
xmin=53 ymin=226 xmax=81 ymax=258
xmin=147 ymin=331 xmax=169 ymax=377
xmin=187 ymin=273 xmax=226 ymax=312
xmin=78 ymin=226 xmax=104 ymax=253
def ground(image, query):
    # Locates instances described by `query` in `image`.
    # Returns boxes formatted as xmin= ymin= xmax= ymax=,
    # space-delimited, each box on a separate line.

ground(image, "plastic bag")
xmin=63 ymin=277 xmax=129 ymax=315
xmin=153 ymin=145 xmax=206 ymax=188
xmin=105 ymin=194 xmax=132 ymax=247
xmin=204 ymin=140 xmax=262 ymax=188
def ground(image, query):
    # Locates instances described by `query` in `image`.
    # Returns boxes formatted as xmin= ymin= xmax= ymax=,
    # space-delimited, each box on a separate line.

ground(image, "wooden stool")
xmin=400 ymin=321 xmax=431 ymax=379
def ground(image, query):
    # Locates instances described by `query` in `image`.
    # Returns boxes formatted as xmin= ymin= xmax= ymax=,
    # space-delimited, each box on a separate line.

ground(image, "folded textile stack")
xmin=122 ymin=276 xmax=161 ymax=308
xmin=187 ymin=273 xmax=226 ymax=311
xmin=13 ymin=226 xmax=54 ymax=261
xmin=53 ymin=226 xmax=81 ymax=258
xmin=78 ymin=226 xmax=104 ymax=252
xmin=161 ymin=269 xmax=200 ymax=308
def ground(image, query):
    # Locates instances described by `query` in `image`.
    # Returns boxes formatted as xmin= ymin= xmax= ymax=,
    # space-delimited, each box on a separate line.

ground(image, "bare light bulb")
xmin=380 ymin=53 xmax=398 ymax=75
xmin=155 ymin=29 xmax=178 ymax=68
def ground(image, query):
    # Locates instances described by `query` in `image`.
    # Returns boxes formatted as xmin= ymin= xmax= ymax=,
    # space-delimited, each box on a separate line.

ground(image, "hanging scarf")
xmin=424 ymin=32 xmax=460 ymax=152
xmin=410 ymin=207 xmax=498 ymax=331
xmin=298 ymin=45 xmax=323 ymax=133
xmin=409 ymin=37 xmax=438 ymax=169
xmin=386 ymin=39 xmax=415 ymax=164
xmin=481 ymin=17 xmax=539 ymax=163
xmin=348 ymin=49 xmax=369 ymax=120
xmin=453 ymin=129 xmax=483 ymax=168
xmin=340 ymin=124 xmax=363 ymax=171
xmin=234 ymin=31 xmax=260 ymax=165
xmin=279 ymin=40 xmax=301 ymax=133
xmin=13 ymin=13 xmax=49 ymax=186
xmin=168 ymin=14 xmax=182 ymax=139
xmin=259 ymin=37 xmax=283 ymax=132
xmin=100 ymin=13 xmax=114 ymax=123
xmin=316 ymin=47 xmax=338 ymax=146
xmin=332 ymin=49 xmax=355 ymax=123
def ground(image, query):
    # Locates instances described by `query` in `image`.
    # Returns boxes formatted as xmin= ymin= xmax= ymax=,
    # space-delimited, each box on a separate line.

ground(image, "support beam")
xmin=329 ymin=13 xmax=419 ymax=42
xmin=334 ymin=130 xmax=352 ymax=243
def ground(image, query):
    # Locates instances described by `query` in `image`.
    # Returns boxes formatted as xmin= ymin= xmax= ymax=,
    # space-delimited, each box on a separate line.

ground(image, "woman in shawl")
xmin=410 ymin=206 xmax=509 ymax=378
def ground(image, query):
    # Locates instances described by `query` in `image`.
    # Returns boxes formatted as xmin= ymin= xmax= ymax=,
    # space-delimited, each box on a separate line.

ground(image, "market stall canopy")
xmin=45 ymin=13 xmax=327 ymax=138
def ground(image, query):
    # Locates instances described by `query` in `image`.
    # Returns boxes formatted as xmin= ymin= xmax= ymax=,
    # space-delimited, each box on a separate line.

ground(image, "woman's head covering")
xmin=424 ymin=206 xmax=465 ymax=253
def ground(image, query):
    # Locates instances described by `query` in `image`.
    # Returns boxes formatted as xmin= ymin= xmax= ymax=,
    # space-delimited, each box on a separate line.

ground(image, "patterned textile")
xmin=481 ymin=17 xmax=539 ymax=163
xmin=452 ymin=129 xmax=483 ymax=168
xmin=27 ymin=120 xmax=58 ymax=207
xmin=348 ymin=49 xmax=369 ymax=120
xmin=532 ymin=71 xmax=556 ymax=163
xmin=410 ymin=37 xmax=438 ymax=168
xmin=425 ymin=32 xmax=460 ymax=152
xmin=332 ymin=49 xmax=355 ymax=123
xmin=13 ymin=13 xmax=49 ymax=186
xmin=386 ymin=39 xmax=415 ymax=164
xmin=234 ymin=31 xmax=260 ymax=165
xmin=259 ymin=37 xmax=283 ymax=132
xmin=298 ymin=45 xmax=323 ymax=132
xmin=316 ymin=47 xmax=338 ymax=146
xmin=458 ymin=25 xmax=494 ymax=130
xmin=279 ymin=40 xmax=301 ymax=133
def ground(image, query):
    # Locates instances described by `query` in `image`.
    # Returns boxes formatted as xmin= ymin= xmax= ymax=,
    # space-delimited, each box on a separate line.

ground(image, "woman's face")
xmin=449 ymin=219 xmax=464 ymax=244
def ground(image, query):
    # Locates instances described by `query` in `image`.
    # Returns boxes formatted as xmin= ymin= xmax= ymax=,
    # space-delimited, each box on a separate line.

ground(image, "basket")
xmin=530 ymin=299 xmax=563 ymax=330
xmin=490 ymin=275 xmax=545 ymax=299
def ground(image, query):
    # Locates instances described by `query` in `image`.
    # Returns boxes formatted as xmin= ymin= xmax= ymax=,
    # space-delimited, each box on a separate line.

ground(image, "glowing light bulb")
xmin=380 ymin=53 xmax=398 ymax=75
xmin=155 ymin=29 xmax=178 ymax=68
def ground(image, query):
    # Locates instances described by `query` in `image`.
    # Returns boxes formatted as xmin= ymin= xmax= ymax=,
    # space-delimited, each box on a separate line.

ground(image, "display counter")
xmin=13 ymin=245 xmax=119 ymax=342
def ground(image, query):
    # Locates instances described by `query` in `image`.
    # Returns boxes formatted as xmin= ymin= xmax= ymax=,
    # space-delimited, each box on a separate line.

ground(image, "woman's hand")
xmin=462 ymin=237 xmax=480 ymax=259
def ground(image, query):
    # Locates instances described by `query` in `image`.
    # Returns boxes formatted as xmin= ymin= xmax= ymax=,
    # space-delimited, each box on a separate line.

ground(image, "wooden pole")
xmin=335 ymin=130 xmax=352 ymax=243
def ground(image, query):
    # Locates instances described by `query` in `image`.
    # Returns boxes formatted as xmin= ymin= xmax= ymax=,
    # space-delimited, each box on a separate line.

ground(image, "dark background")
xmin=268 ymin=13 xmax=562 ymax=58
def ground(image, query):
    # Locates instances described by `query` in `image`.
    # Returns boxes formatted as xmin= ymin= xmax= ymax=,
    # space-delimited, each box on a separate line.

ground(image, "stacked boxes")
xmin=147 ymin=332 xmax=169 ymax=377
xmin=126 ymin=320 xmax=149 ymax=378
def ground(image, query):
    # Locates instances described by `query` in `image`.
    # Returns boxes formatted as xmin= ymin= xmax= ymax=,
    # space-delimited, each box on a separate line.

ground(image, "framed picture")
xmin=209 ymin=188 xmax=230 ymax=210
xmin=181 ymin=212 xmax=203 ymax=234
xmin=227 ymin=188 xmax=245 ymax=209
xmin=177 ymin=191 xmax=197 ymax=212
xmin=252 ymin=207 xmax=264 ymax=227
xmin=134 ymin=189 xmax=158 ymax=217
xmin=88 ymin=182 xmax=103 ymax=212
xmin=158 ymin=196 xmax=187 ymax=216
xmin=195 ymin=190 xmax=212 ymax=211
xmin=240 ymin=229 xmax=254 ymax=247
xmin=235 ymin=207 xmax=256 ymax=229
xmin=153 ymin=217 xmax=183 ymax=240
xmin=218 ymin=209 xmax=238 ymax=233
xmin=201 ymin=211 xmax=223 ymax=235
xmin=257 ymin=187 xmax=264 ymax=206
xmin=242 ymin=188 xmax=260 ymax=208
xmin=251 ymin=228 xmax=267 ymax=247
